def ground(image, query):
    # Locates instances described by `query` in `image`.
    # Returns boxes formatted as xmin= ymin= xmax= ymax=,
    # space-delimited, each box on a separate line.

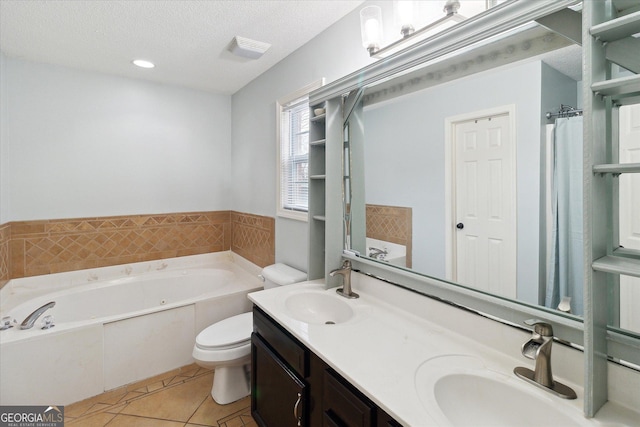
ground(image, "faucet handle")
xmin=1 ymin=316 xmax=15 ymax=330
xmin=524 ymin=319 xmax=553 ymax=337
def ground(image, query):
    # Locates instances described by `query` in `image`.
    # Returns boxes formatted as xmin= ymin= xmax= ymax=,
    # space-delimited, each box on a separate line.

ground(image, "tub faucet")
xmin=514 ymin=320 xmax=576 ymax=399
xmin=368 ymin=246 xmax=388 ymax=260
xmin=20 ymin=301 xmax=55 ymax=330
xmin=330 ymin=260 xmax=358 ymax=299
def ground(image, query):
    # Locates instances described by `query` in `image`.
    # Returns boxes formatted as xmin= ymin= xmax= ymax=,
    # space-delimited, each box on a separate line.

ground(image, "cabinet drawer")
xmin=323 ymin=369 xmax=374 ymax=427
xmin=253 ymin=306 xmax=308 ymax=377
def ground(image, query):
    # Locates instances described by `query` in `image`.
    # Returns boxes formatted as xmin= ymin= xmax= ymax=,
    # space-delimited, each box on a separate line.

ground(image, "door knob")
xmin=456 ymin=223 xmax=464 ymax=229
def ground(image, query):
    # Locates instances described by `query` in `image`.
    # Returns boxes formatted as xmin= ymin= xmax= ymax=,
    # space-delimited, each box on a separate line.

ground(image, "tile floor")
xmin=65 ymin=364 xmax=257 ymax=427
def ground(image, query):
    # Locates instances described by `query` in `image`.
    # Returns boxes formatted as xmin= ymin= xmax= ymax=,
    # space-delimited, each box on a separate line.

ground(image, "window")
xmin=277 ymin=80 xmax=323 ymax=220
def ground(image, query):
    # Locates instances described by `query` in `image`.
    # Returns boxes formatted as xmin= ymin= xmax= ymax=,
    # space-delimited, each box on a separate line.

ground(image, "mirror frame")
xmin=309 ymin=0 xmax=640 ymax=367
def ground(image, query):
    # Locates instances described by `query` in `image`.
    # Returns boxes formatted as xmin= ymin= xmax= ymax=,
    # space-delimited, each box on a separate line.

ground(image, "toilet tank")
xmin=260 ymin=263 xmax=307 ymax=289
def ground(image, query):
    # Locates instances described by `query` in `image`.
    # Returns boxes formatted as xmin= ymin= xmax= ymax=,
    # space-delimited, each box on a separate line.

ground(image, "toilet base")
xmin=212 ymin=364 xmax=251 ymax=405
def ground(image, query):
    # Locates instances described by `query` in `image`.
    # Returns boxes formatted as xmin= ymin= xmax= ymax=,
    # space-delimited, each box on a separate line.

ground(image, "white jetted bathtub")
xmin=0 ymin=252 xmax=263 ymax=405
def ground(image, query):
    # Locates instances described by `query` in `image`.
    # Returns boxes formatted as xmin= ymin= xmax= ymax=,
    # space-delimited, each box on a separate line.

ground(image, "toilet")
xmin=192 ymin=263 xmax=307 ymax=404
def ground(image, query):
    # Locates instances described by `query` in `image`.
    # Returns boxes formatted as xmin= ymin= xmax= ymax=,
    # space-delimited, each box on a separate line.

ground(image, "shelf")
xmin=591 ymin=74 xmax=640 ymax=105
xmin=593 ymin=163 xmax=640 ymax=174
xmin=312 ymin=215 xmax=326 ymax=222
xmin=590 ymin=11 xmax=640 ymax=42
xmin=310 ymin=114 xmax=326 ymax=122
xmin=310 ymin=139 xmax=326 ymax=146
xmin=592 ymin=255 xmax=640 ymax=278
xmin=612 ymin=0 xmax=640 ymax=14
xmin=310 ymin=174 xmax=326 ymax=180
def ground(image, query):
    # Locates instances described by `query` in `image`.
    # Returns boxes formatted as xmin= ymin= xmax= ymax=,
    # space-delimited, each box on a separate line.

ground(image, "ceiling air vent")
xmin=228 ymin=36 xmax=271 ymax=59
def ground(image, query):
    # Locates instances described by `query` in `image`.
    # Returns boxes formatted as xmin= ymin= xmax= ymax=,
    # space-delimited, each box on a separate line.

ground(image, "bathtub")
xmin=0 ymin=251 xmax=263 ymax=406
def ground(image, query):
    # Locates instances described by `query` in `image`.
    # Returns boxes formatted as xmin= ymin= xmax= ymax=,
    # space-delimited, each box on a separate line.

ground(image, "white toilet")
xmin=192 ymin=263 xmax=307 ymax=404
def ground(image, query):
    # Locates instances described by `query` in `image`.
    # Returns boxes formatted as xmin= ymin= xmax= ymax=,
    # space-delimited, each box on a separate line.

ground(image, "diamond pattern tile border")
xmin=1 ymin=210 xmax=276 ymax=282
xmin=230 ymin=211 xmax=275 ymax=268
xmin=366 ymin=204 xmax=413 ymax=268
xmin=0 ymin=223 xmax=9 ymax=286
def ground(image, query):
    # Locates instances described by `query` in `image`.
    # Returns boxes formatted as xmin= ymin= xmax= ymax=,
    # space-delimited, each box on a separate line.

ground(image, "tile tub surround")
xmin=366 ymin=204 xmax=412 ymax=268
xmin=0 ymin=223 xmax=9 ymax=287
xmin=231 ymin=211 xmax=275 ymax=269
xmin=0 ymin=210 xmax=275 ymax=285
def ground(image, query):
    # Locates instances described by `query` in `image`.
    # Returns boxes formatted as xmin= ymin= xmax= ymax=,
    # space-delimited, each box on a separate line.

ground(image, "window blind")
xmin=280 ymin=96 xmax=310 ymax=214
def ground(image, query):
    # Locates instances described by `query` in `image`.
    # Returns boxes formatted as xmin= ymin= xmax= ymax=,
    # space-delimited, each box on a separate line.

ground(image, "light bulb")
xmin=360 ymin=6 xmax=383 ymax=51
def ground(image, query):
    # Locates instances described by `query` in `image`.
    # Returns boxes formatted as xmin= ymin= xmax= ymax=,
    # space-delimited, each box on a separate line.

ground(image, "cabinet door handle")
xmin=294 ymin=392 xmax=302 ymax=426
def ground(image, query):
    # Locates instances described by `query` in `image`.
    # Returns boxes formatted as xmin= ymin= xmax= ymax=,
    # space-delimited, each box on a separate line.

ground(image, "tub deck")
xmin=0 ymin=251 xmax=264 ymax=406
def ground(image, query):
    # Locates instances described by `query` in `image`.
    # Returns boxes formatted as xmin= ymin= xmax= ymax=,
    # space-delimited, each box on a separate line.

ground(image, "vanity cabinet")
xmin=251 ymin=306 xmax=402 ymax=427
xmin=251 ymin=334 xmax=307 ymax=427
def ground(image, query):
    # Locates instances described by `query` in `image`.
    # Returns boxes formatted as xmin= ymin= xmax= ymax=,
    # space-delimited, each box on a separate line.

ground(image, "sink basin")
xmin=284 ymin=292 xmax=354 ymax=325
xmin=416 ymin=355 xmax=588 ymax=427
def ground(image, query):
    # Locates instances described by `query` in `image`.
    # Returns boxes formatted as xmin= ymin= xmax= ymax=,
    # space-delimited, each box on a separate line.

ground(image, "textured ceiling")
xmin=0 ymin=0 xmax=364 ymax=94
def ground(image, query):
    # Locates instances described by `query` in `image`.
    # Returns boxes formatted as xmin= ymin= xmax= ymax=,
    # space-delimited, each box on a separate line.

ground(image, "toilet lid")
xmin=196 ymin=312 xmax=253 ymax=350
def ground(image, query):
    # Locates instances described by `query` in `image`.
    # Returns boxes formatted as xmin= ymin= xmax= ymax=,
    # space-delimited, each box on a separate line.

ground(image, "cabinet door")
xmin=377 ymin=410 xmax=403 ymax=427
xmin=323 ymin=369 xmax=374 ymax=427
xmin=252 ymin=333 xmax=307 ymax=427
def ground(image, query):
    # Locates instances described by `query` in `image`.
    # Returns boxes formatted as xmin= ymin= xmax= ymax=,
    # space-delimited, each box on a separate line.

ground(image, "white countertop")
xmin=248 ymin=276 xmax=639 ymax=427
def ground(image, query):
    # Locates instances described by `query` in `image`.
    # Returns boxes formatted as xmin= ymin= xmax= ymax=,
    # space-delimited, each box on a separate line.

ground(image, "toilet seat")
xmin=195 ymin=312 xmax=253 ymax=351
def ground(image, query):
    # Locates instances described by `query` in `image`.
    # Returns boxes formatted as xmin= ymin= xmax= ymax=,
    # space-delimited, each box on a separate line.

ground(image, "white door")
xmin=619 ymin=104 xmax=640 ymax=333
xmin=453 ymin=113 xmax=516 ymax=298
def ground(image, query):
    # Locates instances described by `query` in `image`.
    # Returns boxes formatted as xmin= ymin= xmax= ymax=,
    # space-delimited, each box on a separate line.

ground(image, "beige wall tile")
xmin=0 ymin=210 xmax=276 ymax=288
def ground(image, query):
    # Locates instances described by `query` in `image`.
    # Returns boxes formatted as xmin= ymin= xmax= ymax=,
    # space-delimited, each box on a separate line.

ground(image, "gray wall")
xmin=230 ymin=5 xmax=375 ymax=272
xmin=1 ymin=57 xmax=231 ymax=221
xmin=0 ymin=53 xmax=8 ymax=224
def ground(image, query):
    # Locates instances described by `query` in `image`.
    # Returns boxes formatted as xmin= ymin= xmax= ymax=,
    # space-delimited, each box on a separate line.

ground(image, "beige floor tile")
xmin=65 ymin=411 xmax=116 ymax=426
xmin=146 ymin=381 xmax=165 ymax=392
xmin=116 ymin=391 xmax=146 ymax=403
xmin=126 ymin=367 xmax=182 ymax=391
xmin=181 ymin=367 xmax=200 ymax=377
xmin=105 ymin=414 xmax=185 ymax=427
xmin=119 ymin=372 xmax=213 ymax=422
xmin=105 ymin=403 xmax=127 ymax=415
xmin=96 ymin=388 xmax=129 ymax=406
xmin=188 ymin=395 xmax=251 ymax=426
xmin=240 ymin=414 xmax=257 ymax=427
xmin=166 ymin=375 xmax=190 ymax=386
xmin=65 ymin=388 xmax=126 ymax=417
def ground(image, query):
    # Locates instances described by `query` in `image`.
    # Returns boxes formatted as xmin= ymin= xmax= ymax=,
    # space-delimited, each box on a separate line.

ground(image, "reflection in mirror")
xmin=618 ymin=104 xmax=640 ymax=335
xmin=346 ymin=22 xmax=593 ymax=318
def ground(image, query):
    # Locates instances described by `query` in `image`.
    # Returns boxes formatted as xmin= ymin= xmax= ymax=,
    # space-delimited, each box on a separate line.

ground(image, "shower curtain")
xmin=545 ymin=116 xmax=584 ymax=316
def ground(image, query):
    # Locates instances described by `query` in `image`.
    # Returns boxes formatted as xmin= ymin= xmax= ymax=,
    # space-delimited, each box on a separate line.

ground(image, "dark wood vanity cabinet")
xmin=251 ymin=306 xmax=402 ymax=427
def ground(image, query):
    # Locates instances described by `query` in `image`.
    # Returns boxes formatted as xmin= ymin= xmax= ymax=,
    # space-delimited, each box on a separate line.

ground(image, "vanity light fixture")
xmin=361 ymin=0 xmax=468 ymax=59
xmin=132 ymin=59 xmax=155 ymax=69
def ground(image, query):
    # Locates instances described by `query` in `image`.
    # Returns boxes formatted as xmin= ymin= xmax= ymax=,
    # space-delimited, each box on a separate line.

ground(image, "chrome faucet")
xmin=514 ymin=320 xmax=576 ymax=399
xmin=20 ymin=301 xmax=55 ymax=330
xmin=330 ymin=260 xmax=359 ymax=299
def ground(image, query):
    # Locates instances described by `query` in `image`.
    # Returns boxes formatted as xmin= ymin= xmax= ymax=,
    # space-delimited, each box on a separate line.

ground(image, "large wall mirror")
xmin=342 ymin=3 xmax=640 ymax=341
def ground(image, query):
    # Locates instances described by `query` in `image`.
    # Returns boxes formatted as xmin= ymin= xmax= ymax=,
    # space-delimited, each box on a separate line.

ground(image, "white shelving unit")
xmin=308 ymin=105 xmax=327 ymax=281
xmin=584 ymin=0 xmax=640 ymax=416
xmin=307 ymin=99 xmax=344 ymax=284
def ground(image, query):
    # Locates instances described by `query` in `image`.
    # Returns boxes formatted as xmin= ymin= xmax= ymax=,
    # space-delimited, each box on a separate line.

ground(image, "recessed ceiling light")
xmin=132 ymin=59 xmax=155 ymax=69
